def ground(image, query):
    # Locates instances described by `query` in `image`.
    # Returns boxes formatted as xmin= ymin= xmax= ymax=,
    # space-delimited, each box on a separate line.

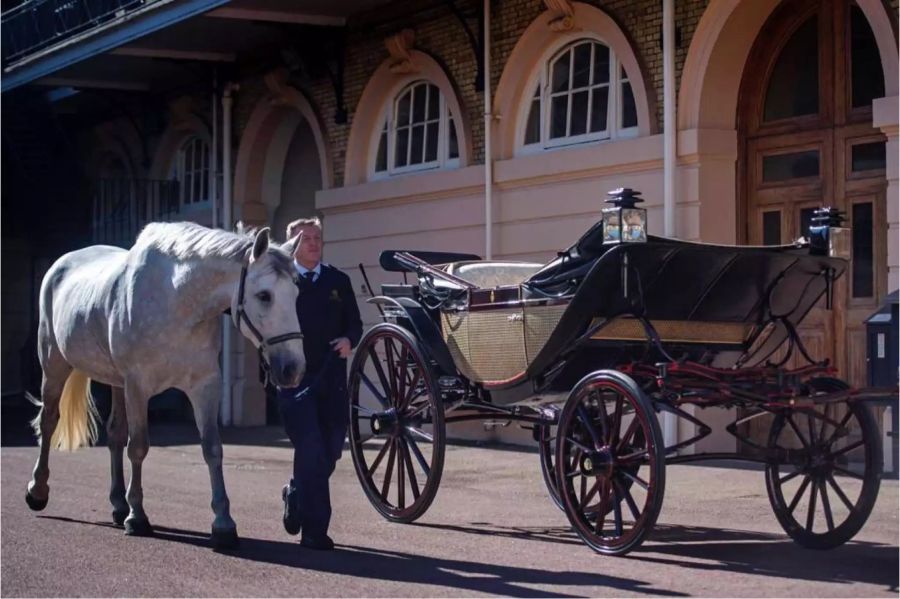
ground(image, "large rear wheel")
xmin=556 ymin=370 xmax=665 ymax=556
xmin=348 ymin=324 xmax=445 ymax=523
xmin=765 ymin=377 xmax=881 ymax=549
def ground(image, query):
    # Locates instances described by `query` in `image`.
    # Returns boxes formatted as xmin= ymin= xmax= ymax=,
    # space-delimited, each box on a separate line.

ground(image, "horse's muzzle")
xmin=269 ymin=353 xmax=305 ymax=388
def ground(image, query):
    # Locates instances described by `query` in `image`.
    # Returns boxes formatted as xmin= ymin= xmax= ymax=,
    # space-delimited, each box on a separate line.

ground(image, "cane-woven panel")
xmin=591 ymin=318 xmax=751 ymax=345
xmin=524 ymin=304 xmax=568 ymax=363
xmin=442 ymin=308 xmax=527 ymax=383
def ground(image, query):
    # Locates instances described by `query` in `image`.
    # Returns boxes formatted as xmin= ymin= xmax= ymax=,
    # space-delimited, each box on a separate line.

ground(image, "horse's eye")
xmin=256 ymin=291 xmax=272 ymax=303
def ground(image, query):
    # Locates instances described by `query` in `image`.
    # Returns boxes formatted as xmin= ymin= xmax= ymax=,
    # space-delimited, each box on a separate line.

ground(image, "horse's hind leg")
xmin=26 ymin=352 xmax=71 ymax=511
xmin=122 ymin=382 xmax=153 ymax=536
xmin=187 ymin=374 xmax=238 ymax=549
xmin=107 ymin=386 xmax=129 ymax=525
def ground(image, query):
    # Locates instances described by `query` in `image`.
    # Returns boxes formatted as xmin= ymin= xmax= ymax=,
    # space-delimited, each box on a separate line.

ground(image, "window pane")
xmin=375 ymin=130 xmax=387 ymax=172
xmin=762 ymin=149 xmax=820 ymax=181
xmin=851 ymin=141 xmax=886 ymax=172
xmin=413 ymin=84 xmax=427 ymax=122
xmin=552 ymin=51 xmax=571 ymax=93
xmin=592 ymin=43 xmax=610 ymax=85
xmin=764 ymin=16 xmax=818 ymax=121
xmin=397 ymin=92 xmax=411 ymax=125
xmin=799 ymin=207 xmax=817 ymax=239
xmin=410 ymin=124 xmax=425 ymax=165
xmin=550 ymin=95 xmax=568 ymax=138
xmin=394 ymin=127 xmax=409 ymax=168
xmin=427 ymin=84 xmax=440 ymax=120
xmin=621 ymin=81 xmax=637 ymax=128
xmin=570 ymin=90 xmax=588 ymax=136
xmin=524 ymin=95 xmax=540 ymax=145
xmin=448 ymin=118 xmax=458 ymax=159
xmin=589 ymin=86 xmax=609 ymax=133
xmin=763 ymin=211 xmax=781 ymax=245
xmin=851 ymin=6 xmax=884 ymax=110
xmin=425 ymin=122 xmax=439 ymax=162
xmin=572 ymin=43 xmax=591 ymax=88
xmin=852 ymin=202 xmax=874 ymax=297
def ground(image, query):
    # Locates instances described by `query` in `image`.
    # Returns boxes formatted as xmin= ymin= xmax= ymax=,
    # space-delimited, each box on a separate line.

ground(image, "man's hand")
xmin=330 ymin=337 xmax=352 ymax=358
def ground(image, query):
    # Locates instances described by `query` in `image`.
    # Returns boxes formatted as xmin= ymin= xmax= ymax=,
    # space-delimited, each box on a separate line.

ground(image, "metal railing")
xmin=2 ymin=0 xmax=148 ymax=65
xmin=93 ymin=178 xmax=179 ymax=248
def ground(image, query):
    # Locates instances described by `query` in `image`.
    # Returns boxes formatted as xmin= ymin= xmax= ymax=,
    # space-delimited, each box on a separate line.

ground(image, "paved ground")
xmin=2 ymin=424 xmax=897 ymax=597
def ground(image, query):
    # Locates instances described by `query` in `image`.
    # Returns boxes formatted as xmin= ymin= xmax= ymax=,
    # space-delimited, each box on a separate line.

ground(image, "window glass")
xmin=852 ymin=202 xmax=874 ymax=297
xmin=850 ymin=6 xmax=884 ymax=110
xmin=764 ymin=16 xmax=819 ymax=121
xmin=851 ymin=141 xmax=886 ymax=172
xmin=763 ymin=211 xmax=781 ymax=245
xmin=762 ymin=149 xmax=820 ymax=182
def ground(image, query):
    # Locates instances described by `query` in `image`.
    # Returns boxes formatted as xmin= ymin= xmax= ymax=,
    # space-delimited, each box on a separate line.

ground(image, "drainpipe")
xmin=662 ymin=0 xmax=678 ymax=450
xmin=221 ymin=82 xmax=237 ymax=427
xmin=483 ymin=0 xmax=493 ymax=260
xmin=211 ymin=71 xmax=218 ymax=230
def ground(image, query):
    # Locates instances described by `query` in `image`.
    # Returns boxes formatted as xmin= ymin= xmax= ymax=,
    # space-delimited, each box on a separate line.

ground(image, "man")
xmin=277 ymin=217 xmax=362 ymax=550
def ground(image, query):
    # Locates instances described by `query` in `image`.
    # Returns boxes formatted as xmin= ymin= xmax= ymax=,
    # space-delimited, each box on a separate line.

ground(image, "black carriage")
xmin=348 ymin=189 xmax=889 ymax=556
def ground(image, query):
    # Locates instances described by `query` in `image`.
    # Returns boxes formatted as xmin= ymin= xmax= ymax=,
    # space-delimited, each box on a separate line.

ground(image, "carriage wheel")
xmin=348 ymin=323 xmax=445 ymax=523
xmin=765 ymin=377 xmax=881 ymax=549
xmin=556 ymin=370 xmax=665 ymax=556
xmin=537 ymin=423 xmax=563 ymax=510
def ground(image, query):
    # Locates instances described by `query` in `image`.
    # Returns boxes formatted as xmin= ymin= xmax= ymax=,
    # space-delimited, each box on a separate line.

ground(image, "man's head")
xmin=286 ymin=217 xmax=323 ymax=269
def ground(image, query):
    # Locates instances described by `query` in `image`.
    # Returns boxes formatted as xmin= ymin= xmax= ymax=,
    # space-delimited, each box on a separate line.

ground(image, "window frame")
xmin=371 ymin=80 xmax=461 ymax=179
xmin=171 ymin=136 xmax=211 ymax=209
xmin=519 ymin=37 xmax=639 ymax=155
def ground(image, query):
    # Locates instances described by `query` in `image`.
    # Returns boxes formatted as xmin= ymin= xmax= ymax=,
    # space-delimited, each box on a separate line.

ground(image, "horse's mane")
xmin=135 ymin=222 xmax=294 ymax=274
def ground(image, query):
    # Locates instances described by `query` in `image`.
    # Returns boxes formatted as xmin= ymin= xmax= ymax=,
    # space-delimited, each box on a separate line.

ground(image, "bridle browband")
xmin=233 ymin=260 xmax=304 ymax=365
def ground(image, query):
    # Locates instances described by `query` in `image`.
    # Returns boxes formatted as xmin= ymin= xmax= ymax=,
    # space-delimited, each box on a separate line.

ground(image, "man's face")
xmin=292 ymin=225 xmax=323 ymax=267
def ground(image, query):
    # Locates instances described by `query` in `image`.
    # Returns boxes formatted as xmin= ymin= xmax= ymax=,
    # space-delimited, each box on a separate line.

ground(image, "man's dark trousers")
xmin=276 ymin=264 xmax=362 ymax=540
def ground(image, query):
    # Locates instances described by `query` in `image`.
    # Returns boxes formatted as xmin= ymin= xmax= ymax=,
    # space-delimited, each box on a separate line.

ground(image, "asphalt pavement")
xmin=2 ymin=424 xmax=897 ymax=597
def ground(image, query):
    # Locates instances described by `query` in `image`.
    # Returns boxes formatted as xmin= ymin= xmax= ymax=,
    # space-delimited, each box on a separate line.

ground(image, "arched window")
xmin=522 ymin=39 xmax=637 ymax=151
xmin=373 ymin=81 xmax=459 ymax=176
xmin=171 ymin=137 xmax=210 ymax=207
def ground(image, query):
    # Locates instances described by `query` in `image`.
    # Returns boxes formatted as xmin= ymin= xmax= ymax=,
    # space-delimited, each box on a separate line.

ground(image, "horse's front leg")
xmin=187 ymin=374 xmax=238 ymax=549
xmin=107 ymin=386 xmax=129 ymax=526
xmin=123 ymin=382 xmax=153 ymax=536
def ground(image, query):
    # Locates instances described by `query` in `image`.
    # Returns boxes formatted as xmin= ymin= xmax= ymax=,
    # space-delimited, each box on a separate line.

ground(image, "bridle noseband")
xmin=233 ymin=263 xmax=305 ymax=368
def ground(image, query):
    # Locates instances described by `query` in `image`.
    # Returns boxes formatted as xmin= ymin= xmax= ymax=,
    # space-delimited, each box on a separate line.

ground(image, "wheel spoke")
xmin=359 ymin=372 xmax=389 ymax=409
xmin=400 ymin=439 xmax=420 ymax=500
xmin=367 ymin=438 xmax=392 ymax=477
xmin=788 ymin=475 xmax=812 ymax=513
xmin=805 ymin=477 xmax=818 ymax=532
xmin=787 ymin=415 xmax=811 ymax=449
xmin=832 ymin=465 xmax=864 ymax=480
xmin=615 ymin=477 xmax=642 ymax=521
xmin=618 ymin=448 xmax=648 ymax=463
xmin=610 ymin=397 xmax=623 ymax=446
xmin=577 ymin=403 xmax=603 ymax=449
xmin=564 ymin=436 xmax=592 ymax=453
xmin=828 ymin=439 xmax=865 ymax=459
xmin=367 ymin=346 xmax=392 ymax=405
xmin=779 ymin=469 xmax=803 ymax=485
xmin=580 ymin=478 xmax=601 ymax=510
xmin=397 ymin=345 xmax=409 ymax=409
xmin=351 ymin=404 xmax=376 ymax=415
xmin=612 ymin=485 xmax=623 ymax=537
xmin=617 ymin=418 xmax=639 ymax=453
xmin=819 ymin=479 xmax=835 ymax=531
xmin=818 ymin=405 xmax=830 ymax=444
xmin=595 ymin=392 xmax=610 ymax=443
xmin=406 ymin=436 xmax=431 ymax=477
xmin=380 ymin=439 xmax=397 ymax=501
xmin=579 ymin=474 xmax=588 ymax=507
xmin=397 ymin=437 xmax=406 ymax=509
xmin=401 ymin=367 xmax=422 ymax=412
xmin=824 ymin=411 xmax=853 ymax=446
xmin=405 ymin=425 xmax=433 ymax=443
xmin=619 ymin=469 xmax=649 ymax=491
xmin=806 ymin=412 xmax=817 ymax=446
xmin=595 ymin=479 xmax=611 ymax=534
xmin=826 ymin=473 xmax=855 ymax=510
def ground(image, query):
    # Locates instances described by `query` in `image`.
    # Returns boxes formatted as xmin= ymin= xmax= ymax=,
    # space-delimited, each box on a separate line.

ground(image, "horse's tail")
xmin=27 ymin=370 xmax=100 ymax=451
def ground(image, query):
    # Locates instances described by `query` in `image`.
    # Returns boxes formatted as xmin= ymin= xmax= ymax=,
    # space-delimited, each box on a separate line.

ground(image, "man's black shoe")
xmin=282 ymin=484 xmax=301 ymax=535
xmin=300 ymin=534 xmax=334 ymax=550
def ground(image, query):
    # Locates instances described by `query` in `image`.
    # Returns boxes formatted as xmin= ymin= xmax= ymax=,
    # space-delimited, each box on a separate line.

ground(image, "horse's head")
xmin=233 ymin=228 xmax=305 ymax=388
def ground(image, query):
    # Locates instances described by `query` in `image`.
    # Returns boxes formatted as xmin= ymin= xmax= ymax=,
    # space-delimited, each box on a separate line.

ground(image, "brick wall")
xmin=231 ymin=0 xmax=710 ymax=188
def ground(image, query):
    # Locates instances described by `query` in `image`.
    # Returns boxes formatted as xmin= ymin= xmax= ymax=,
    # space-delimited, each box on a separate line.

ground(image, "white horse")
xmin=25 ymin=222 xmax=305 ymax=549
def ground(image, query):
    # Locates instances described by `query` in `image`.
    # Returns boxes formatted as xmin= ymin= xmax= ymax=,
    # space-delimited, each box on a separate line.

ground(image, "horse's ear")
xmin=251 ymin=227 xmax=270 ymax=262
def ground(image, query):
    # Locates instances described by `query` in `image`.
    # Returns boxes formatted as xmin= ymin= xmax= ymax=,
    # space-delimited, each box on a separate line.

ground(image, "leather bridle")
xmin=233 ymin=262 xmax=304 ymax=368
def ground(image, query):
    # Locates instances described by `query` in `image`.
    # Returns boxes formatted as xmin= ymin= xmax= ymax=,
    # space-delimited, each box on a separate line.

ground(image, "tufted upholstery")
xmin=443 ymin=261 xmax=543 ymax=289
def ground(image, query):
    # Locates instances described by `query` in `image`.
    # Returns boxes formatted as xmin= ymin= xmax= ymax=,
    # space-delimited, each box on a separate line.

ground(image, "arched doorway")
xmin=738 ymin=0 xmax=888 ymax=386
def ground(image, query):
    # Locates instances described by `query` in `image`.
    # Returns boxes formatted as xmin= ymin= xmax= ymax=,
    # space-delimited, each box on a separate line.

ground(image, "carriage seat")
xmin=443 ymin=261 xmax=543 ymax=289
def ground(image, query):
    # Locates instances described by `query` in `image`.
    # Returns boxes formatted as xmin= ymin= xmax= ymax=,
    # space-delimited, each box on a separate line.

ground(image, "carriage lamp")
xmin=809 ymin=206 xmax=850 ymax=260
xmin=602 ymin=188 xmax=647 ymax=244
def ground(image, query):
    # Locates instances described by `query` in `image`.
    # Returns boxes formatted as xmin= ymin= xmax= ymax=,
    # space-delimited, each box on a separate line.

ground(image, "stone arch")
xmin=493 ymin=1 xmax=654 ymax=160
xmin=343 ymin=49 xmax=471 ymax=186
xmin=148 ymin=100 xmax=211 ymax=181
xmin=233 ymin=72 xmax=332 ymax=228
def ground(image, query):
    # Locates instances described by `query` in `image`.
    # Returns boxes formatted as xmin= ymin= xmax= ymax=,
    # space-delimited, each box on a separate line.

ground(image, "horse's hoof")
xmin=124 ymin=517 xmax=153 ymax=537
xmin=211 ymin=528 xmax=240 ymax=550
xmin=112 ymin=509 xmax=128 ymax=526
xmin=25 ymin=491 xmax=48 ymax=512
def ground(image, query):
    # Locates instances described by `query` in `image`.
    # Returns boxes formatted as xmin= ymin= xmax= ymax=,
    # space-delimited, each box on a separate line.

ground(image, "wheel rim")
xmin=538 ymin=424 xmax=564 ymax=510
xmin=558 ymin=380 xmax=661 ymax=553
xmin=766 ymin=401 xmax=879 ymax=543
xmin=349 ymin=328 xmax=443 ymax=521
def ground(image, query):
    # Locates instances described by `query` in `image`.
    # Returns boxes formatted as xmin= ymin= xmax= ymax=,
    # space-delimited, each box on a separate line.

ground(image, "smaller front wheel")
xmin=348 ymin=324 xmax=445 ymax=523
xmin=556 ymin=370 xmax=665 ymax=556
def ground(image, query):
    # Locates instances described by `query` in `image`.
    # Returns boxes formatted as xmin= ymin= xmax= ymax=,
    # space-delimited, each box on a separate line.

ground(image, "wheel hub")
xmin=371 ymin=408 xmax=400 ymax=436
xmin=581 ymin=448 xmax=615 ymax=477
